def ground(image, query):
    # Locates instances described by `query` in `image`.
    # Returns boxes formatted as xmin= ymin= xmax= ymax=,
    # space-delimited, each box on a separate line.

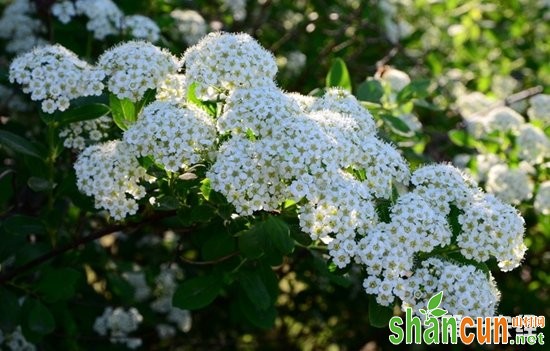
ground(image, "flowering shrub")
xmin=0 ymin=1 xmax=548 ymax=350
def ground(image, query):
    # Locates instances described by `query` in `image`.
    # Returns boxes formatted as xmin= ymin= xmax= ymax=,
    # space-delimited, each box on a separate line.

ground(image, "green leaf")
xmin=186 ymin=82 xmax=217 ymax=116
xmin=397 ymin=79 xmax=431 ymax=103
xmin=27 ymin=177 xmax=54 ymax=192
xmin=56 ymin=103 xmax=110 ymax=125
xmin=381 ymin=114 xmax=412 ymax=135
xmin=239 ymin=269 xmax=271 ymax=311
xmin=238 ymin=294 xmax=276 ymax=329
xmin=0 ymin=130 xmax=45 ymax=159
xmin=25 ymin=299 xmax=55 ymax=335
xmin=3 ymin=215 xmax=46 ymax=235
xmin=430 ymin=308 xmax=448 ymax=317
xmin=264 ymin=216 xmax=294 ymax=255
xmin=37 ymin=267 xmax=80 ymax=302
xmin=202 ymin=231 xmax=236 ymax=261
xmin=427 ymin=291 xmax=443 ymax=310
xmin=135 ymin=89 xmax=156 ymax=114
xmin=200 ymin=178 xmax=211 ymax=200
xmin=0 ymin=288 xmax=21 ymax=332
xmin=172 ymin=273 xmax=223 ymax=310
xmin=109 ymin=94 xmax=136 ymax=131
xmin=368 ymin=296 xmax=394 ymax=328
xmin=356 ymin=80 xmax=384 ymax=102
xmin=448 ymin=129 xmax=472 ymax=147
xmin=238 ymin=227 xmax=264 ymax=259
xmin=326 ymin=58 xmax=352 ymax=92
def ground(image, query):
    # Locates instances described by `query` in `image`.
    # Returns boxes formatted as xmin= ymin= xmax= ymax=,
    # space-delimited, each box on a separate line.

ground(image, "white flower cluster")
xmin=182 ymin=32 xmax=277 ymax=98
xmin=123 ymin=270 xmax=152 ymax=302
xmin=458 ymin=193 xmax=526 ymax=271
xmin=98 ymin=41 xmax=180 ymax=102
xmin=59 ymin=116 xmax=112 ymax=150
xmin=53 ymin=0 xmax=161 ymax=42
xmin=150 ymin=264 xmax=192 ymax=338
xmin=51 ymin=0 xmax=76 ymax=24
xmin=394 ymin=258 xmax=500 ymax=317
xmin=517 ymin=124 xmax=550 ymax=164
xmin=482 ymin=106 xmax=525 ymax=134
xmin=93 ymin=307 xmax=143 ymax=349
xmin=0 ymin=326 xmax=35 ymax=351
xmin=124 ymin=101 xmax=217 ymax=172
xmin=74 ymin=140 xmax=151 ymax=220
xmin=485 ymin=164 xmax=533 ymax=205
xmin=170 ymin=9 xmax=209 ymax=45
xmin=534 ymin=181 xmax=550 ymax=215
xmin=223 ymin=0 xmax=247 ymax=21
xmin=123 ymin=15 xmax=161 ymax=43
xmin=75 ymin=0 xmax=123 ymax=40
xmin=0 ymin=0 xmax=46 ymax=54
xmin=9 ymin=45 xmax=105 ymax=113
xmin=156 ymin=74 xmax=188 ymax=104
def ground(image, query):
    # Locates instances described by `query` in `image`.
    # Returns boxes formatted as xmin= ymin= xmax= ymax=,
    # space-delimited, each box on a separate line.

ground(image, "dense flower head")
xmin=458 ymin=193 xmax=526 ymax=271
xmin=527 ymin=94 xmax=550 ymax=125
xmin=482 ymin=106 xmax=525 ymax=134
xmin=295 ymin=170 xmax=378 ymax=242
xmin=9 ymin=44 xmax=105 ymax=113
xmin=75 ymin=0 xmax=123 ymax=40
xmin=170 ymin=9 xmax=209 ymax=45
xmin=394 ymin=258 xmax=500 ymax=317
xmin=183 ymin=32 xmax=278 ymax=98
xmin=59 ymin=116 xmax=112 ymax=150
xmin=411 ymin=164 xmax=478 ymax=214
xmin=534 ymin=181 xmax=550 ymax=215
xmin=93 ymin=307 xmax=143 ymax=349
xmin=517 ymin=124 xmax=550 ymax=164
xmin=309 ymin=88 xmax=377 ymax=135
xmin=0 ymin=326 xmax=35 ymax=351
xmin=0 ymin=0 xmax=46 ymax=54
xmin=74 ymin=140 xmax=151 ymax=220
xmin=286 ymin=92 xmax=317 ymax=112
xmin=123 ymin=101 xmax=217 ymax=172
xmin=51 ymin=1 xmax=76 ymax=24
xmin=98 ymin=41 xmax=180 ymax=102
xmin=485 ymin=164 xmax=533 ymax=205
xmin=207 ymin=136 xmax=288 ymax=215
xmin=123 ymin=15 xmax=161 ymax=42
xmin=217 ymin=85 xmax=303 ymax=137
xmin=156 ymin=74 xmax=188 ymax=104
xmin=358 ymin=193 xmax=452 ymax=306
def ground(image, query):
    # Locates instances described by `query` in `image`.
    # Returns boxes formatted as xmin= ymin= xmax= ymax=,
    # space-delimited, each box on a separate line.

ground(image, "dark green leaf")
xmin=397 ymin=79 xmax=431 ymax=103
xmin=200 ymin=178 xmax=211 ymax=200
xmin=0 ymin=288 xmax=21 ymax=331
xmin=107 ymin=273 xmax=134 ymax=300
xmin=202 ymin=232 xmax=236 ymax=261
xmin=264 ymin=216 xmax=294 ymax=255
xmin=135 ymin=89 xmax=156 ymax=114
xmin=326 ymin=58 xmax=352 ymax=92
xmin=109 ymin=94 xmax=136 ymax=131
xmin=25 ymin=299 xmax=56 ymax=335
xmin=0 ymin=130 xmax=45 ymax=159
xmin=37 ymin=267 xmax=80 ymax=302
xmin=381 ymin=114 xmax=412 ymax=135
xmin=238 ymin=227 xmax=264 ymax=259
xmin=368 ymin=296 xmax=394 ymax=328
xmin=238 ymin=294 xmax=276 ymax=329
xmin=239 ymin=269 xmax=271 ymax=311
xmin=172 ymin=273 xmax=223 ymax=310
xmin=3 ymin=215 xmax=46 ymax=235
xmin=356 ymin=80 xmax=384 ymax=102
xmin=56 ymin=103 xmax=110 ymax=125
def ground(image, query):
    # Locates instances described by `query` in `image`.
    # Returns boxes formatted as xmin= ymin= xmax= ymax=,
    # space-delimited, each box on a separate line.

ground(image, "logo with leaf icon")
xmin=419 ymin=291 xmax=448 ymax=319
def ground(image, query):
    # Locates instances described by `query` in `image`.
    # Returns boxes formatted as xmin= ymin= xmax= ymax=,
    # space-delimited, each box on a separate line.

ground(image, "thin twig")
xmin=0 ymin=211 xmax=177 ymax=285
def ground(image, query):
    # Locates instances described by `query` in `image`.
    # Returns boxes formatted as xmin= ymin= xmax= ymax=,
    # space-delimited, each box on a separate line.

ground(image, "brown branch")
xmin=0 ymin=211 xmax=177 ymax=285
xmin=178 ymin=251 xmax=240 ymax=266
